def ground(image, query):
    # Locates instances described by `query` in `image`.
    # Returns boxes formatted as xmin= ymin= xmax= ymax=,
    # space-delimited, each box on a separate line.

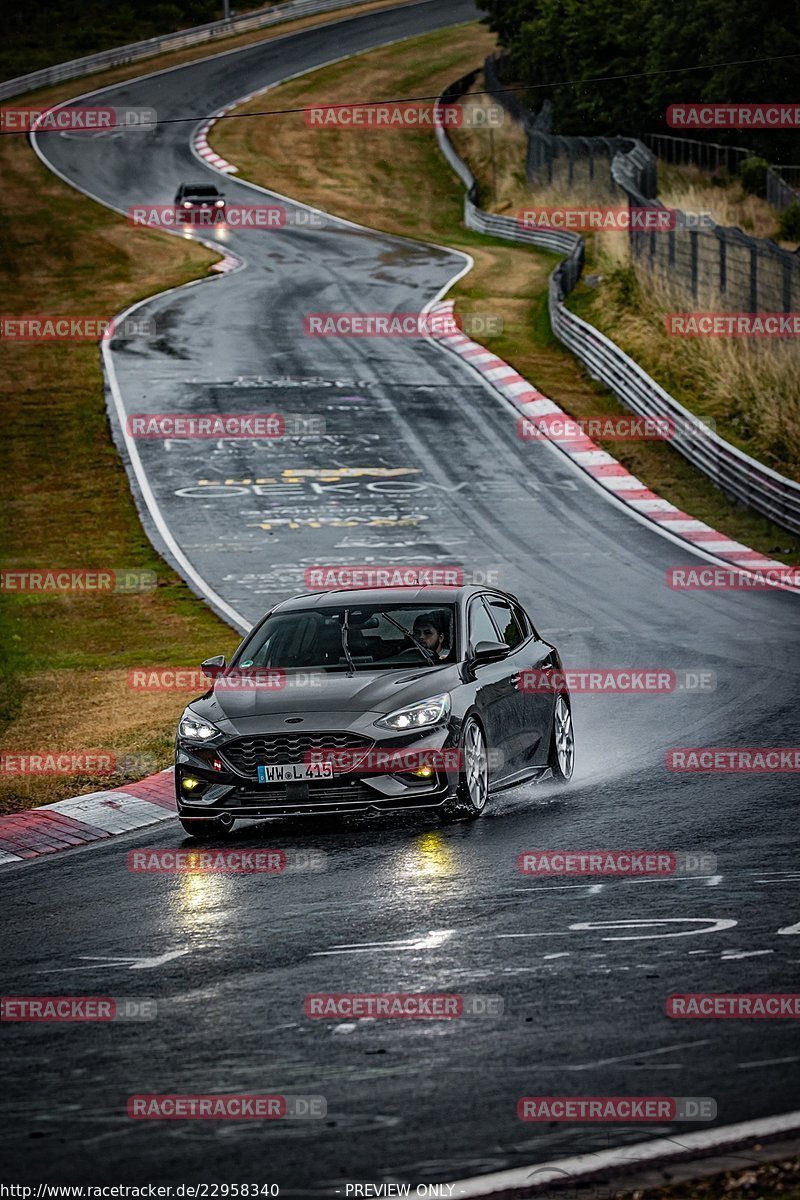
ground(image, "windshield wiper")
xmin=340 ymin=611 xmax=357 ymax=676
xmin=379 ymin=612 xmax=437 ymax=665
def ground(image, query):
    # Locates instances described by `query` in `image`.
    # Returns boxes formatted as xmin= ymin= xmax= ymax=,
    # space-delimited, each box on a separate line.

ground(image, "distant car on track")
xmin=174 ymin=182 xmax=225 ymax=223
xmin=174 ymin=585 xmax=574 ymax=838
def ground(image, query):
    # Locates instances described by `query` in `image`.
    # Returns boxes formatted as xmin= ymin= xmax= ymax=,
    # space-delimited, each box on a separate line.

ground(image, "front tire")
xmin=548 ymin=694 xmax=574 ymax=783
xmin=179 ymin=813 xmax=235 ymax=840
xmin=447 ymin=716 xmax=489 ymax=819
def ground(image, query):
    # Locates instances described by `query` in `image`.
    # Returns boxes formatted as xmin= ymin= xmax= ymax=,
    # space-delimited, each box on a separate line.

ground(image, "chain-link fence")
xmin=484 ymin=54 xmax=800 ymax=313
xmin=642 ymin=134 xmax=800 ymax=211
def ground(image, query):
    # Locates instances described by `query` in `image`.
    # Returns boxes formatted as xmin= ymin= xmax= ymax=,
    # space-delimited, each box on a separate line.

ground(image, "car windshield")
xmin=184 ymin=186 xmax=220 ymax=197
xmin=233 ymin=603 xmax=457 ymax=672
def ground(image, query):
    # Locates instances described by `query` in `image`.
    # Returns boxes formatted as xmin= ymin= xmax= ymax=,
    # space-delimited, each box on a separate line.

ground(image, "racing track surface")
xmin=4 ymin=0 xmax=800 ymax=1189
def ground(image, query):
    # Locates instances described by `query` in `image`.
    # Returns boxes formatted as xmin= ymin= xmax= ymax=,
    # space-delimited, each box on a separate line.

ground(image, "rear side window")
xmin=486 ymin=597 xmax=523 ymax=648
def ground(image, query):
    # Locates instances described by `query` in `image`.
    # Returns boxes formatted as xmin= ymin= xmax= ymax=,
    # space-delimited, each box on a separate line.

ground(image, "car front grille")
xmin=234 ymin=780 xmax=377 ymax=807
xmin=220 ymin=732 xmax=373 ymax=779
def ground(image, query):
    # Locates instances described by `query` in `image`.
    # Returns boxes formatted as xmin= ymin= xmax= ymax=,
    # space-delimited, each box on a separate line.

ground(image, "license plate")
xmin=257 ymin=761 xmax=333 ymax=784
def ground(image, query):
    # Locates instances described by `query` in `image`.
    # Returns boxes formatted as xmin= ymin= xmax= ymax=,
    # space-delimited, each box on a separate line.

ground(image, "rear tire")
xmin=446 ymin=716 xmax=489 ymax=819
xmin=179 ymin=813 xmax=235 ymax=840
xmin=548 ymin=694 xmax=574 ymax=783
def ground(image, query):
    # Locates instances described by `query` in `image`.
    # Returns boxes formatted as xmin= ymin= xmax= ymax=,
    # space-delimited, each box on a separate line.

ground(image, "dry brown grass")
xmin=657 ymin=163 xmax=786 ymax=243
xmin=573 ymin=242 xmax=800 ymax=478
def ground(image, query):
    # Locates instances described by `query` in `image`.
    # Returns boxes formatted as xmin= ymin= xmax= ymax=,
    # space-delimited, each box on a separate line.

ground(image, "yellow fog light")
xmin=182 ymin=777 xmax=201 ymax=791
xmin=412 ymin=765 xmax=434 ymax=778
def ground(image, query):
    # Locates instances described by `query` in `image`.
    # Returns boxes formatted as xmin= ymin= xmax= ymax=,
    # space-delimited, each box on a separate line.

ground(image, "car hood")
xmin=187 ymin=664 xmax=461 ymax=728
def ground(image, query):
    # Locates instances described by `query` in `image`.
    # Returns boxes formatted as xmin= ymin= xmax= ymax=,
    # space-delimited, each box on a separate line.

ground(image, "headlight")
xmin=376 ymin=693 xmax=451 ymax=731
xmin=215 ymin=199 xmax=225 ymax=208
xmin=179 ymin=711 xmax=220 ymax=741
xmin=183 ymin=201 xmax=192 ymax=208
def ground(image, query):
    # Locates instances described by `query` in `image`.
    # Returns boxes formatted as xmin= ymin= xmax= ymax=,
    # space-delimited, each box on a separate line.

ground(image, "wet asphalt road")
xmin=4 ymin=0 xmax=800 ymax=1190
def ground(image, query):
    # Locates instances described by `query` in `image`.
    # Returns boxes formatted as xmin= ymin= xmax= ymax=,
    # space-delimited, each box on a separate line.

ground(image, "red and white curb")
xmin=209 ymin=250 xmax=243 ymax=273
xmin=192 ymin=113 xmax=246 ymax=273
xmin=0 ymin=770 xmax=176 ymax=865
xmin=194 ymin=116 xmax=239 ymax=174
xmin=429 ymin=299 xmax=793 ymax=585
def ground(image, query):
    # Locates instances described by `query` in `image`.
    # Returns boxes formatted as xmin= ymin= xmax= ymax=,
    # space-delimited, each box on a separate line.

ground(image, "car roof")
xmin=271 ymin=585 xmax=516 ymax=612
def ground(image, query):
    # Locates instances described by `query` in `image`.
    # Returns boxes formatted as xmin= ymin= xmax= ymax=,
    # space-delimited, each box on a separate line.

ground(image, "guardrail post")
xmin=718 ymin=236 xmax=726 ymax=295
xmin=690 ymin=231 xmax=698 ymax=298
xmin=750 ymin=247 xmax=759 ymax=313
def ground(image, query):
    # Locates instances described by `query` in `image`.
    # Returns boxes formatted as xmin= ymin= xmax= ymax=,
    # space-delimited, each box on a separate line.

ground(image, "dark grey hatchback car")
xmin=175 ymin=585 xmax=574 ymax=837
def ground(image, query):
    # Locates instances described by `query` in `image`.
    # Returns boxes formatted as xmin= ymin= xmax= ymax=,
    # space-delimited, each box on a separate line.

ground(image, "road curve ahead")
xmin=5 ymin=0 xmax=800 ymax=1191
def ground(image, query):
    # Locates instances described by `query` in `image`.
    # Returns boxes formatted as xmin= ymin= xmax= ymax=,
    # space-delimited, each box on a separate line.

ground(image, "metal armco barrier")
xmin=0 ymin=0 xmax=384 ymax=101
xmin=436 ymin=78 xmax=800 ymax=537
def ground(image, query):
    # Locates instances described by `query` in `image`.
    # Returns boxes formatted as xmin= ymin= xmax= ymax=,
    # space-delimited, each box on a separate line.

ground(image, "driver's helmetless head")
xmin=412 ymin=610 xmax=448 ymax=655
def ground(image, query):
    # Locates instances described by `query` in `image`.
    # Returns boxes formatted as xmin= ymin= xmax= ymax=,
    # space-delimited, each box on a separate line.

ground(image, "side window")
xmin=468 ymin=598 xmax=500 ymax=650
xmin=511 ymin=601 xmax=533 ymax=639
xmin=486 ymin=597 xmax=523 ymax=648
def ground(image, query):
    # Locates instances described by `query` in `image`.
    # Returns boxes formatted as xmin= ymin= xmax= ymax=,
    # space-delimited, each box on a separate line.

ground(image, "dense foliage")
xmin=481 ymin=0 xmax=800 ymax=161
xmin=0 ymin=0 xmax=265 ymax=80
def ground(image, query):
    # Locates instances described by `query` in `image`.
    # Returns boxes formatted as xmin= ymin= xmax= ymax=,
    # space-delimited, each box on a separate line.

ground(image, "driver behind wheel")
xmin=412 ymin=610 xmax=451 ymax=661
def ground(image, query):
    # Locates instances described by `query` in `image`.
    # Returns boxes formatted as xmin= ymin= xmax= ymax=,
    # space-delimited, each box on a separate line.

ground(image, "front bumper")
xmin=175 ymin=725 xmax=455 ymax=819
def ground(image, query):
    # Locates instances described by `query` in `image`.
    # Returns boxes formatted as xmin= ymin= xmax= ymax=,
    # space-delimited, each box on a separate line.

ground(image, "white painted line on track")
xmin=446 ymin=1109 xmax=800 ymax=1197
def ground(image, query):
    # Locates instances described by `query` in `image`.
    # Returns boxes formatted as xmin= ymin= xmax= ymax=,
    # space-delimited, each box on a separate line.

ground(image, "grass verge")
xmin=211 ymin=33 xmax=800 ymax=563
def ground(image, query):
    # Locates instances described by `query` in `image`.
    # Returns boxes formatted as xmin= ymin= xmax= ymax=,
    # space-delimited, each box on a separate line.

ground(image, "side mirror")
xmin=473 ymin=640 xmax=510 ymax=662
xmin=201 ymin=655 xmax=226 ymax=678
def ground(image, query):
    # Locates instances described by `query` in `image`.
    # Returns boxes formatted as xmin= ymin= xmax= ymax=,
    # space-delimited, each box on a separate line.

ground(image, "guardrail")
xmin=435 ymin=77 xmax=800 ymax=537
xmin=0 ymin=0 xmax=382 ymax=101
